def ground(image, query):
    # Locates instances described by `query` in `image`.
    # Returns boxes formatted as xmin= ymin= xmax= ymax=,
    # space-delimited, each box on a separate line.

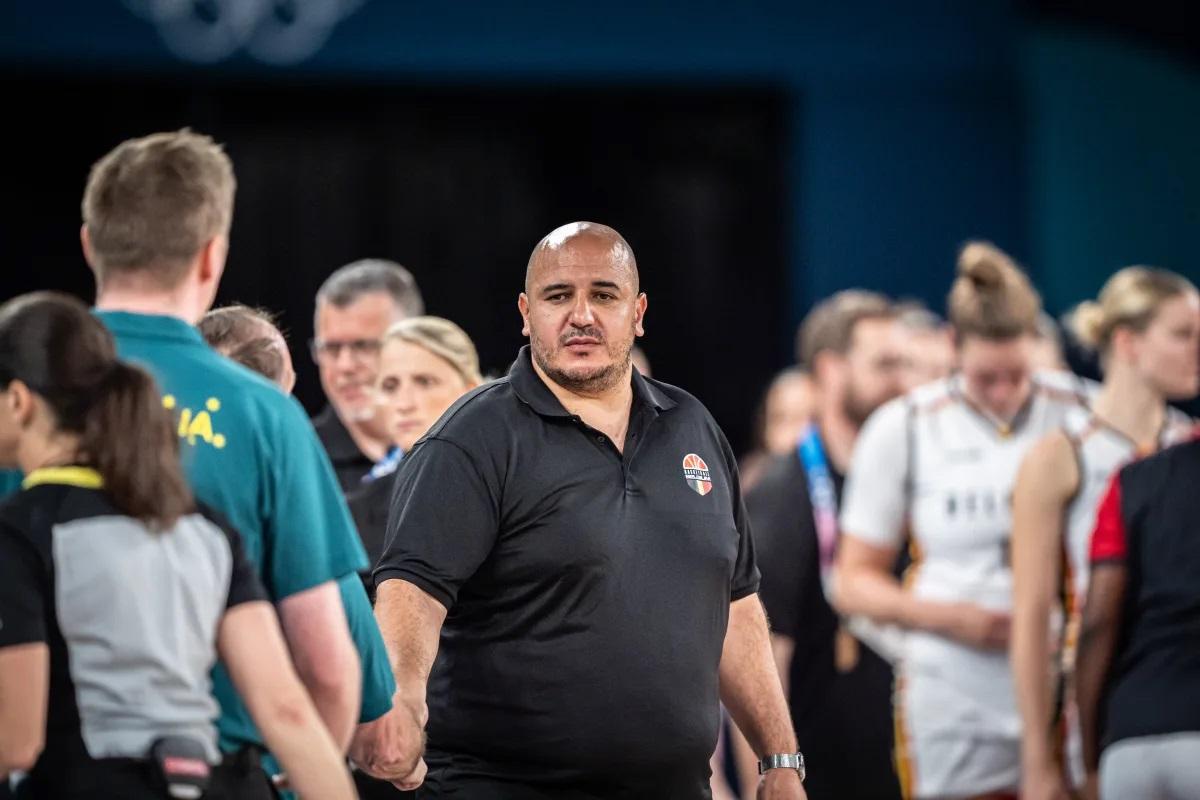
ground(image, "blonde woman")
xmin=349 ymin=317 xmax=482 ymax=572
xmin=833 ymin=243 xmax=1090 ymax=800
xmin=1011 ymin=267 xmax=1199 ymax=800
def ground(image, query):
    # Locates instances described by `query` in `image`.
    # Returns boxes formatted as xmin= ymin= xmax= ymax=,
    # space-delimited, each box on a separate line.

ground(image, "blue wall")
xmin=5 ymin=2 xmax=1197 ymax=343
xmin=1023 ymin=28 xmax=1200 ymax=313
xmin=1 ymin=1 xmax=1027 ymax=341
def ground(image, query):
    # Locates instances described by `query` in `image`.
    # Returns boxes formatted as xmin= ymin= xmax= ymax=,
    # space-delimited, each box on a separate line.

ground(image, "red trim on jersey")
xmin=1090 ymin=474 xmax=1127 ymax=563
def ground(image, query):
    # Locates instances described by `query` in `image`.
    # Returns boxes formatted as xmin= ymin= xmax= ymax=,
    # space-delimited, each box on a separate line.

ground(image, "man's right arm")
xmin=358 ymin=435 xmax=501 ymax=783
xmin=277 ymin=581 xmax=360 ymax=752
xmin=349 ymin=578 xmax=447 ymax=785
xmin=266 ymin=397 xmax=373 ymax=751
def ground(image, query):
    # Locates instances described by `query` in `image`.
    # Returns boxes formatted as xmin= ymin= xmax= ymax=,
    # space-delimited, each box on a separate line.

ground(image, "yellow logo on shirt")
xmin=162 ymin=395 xmax=227 ymax=449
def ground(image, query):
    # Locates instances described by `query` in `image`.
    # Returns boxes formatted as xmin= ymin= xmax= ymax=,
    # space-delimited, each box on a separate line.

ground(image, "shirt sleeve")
xmin=1090 ymin=473 xmax=1127 ymax=565
xmin=223 ymin=524 xmax=269 ymax=609
xmin=0 ymin=470 xmax=22 ymax=501
xmin=373 ymin=437 xmax=502 ymax=609
xmin=720 ymin=430 xmax=760 ymax=601
xmin=340 ymin=575 xmax=396 ymax=723
xmin=264 ymin=397 xmax=369 ymax=599
xmin=0 ymin=525 xmax=47 ymax=647
xmin=839 ymin=398 xmax=911 ymax=549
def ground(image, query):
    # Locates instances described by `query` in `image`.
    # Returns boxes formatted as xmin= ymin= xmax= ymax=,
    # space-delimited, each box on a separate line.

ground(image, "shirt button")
xmin=596 ymin=435 xmax=605 ymax=443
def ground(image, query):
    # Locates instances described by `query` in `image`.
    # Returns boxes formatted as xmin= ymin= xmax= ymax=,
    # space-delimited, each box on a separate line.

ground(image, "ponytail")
xmin=947 ymin=241 xmax=1041 ymax=342
xmin=1067 ymin=266 xmax=1196 ymax=355
xmin=82 ymin=362 xmax=193 ymax=529
xmin=0 ymin=291 xmax=193 ymax=529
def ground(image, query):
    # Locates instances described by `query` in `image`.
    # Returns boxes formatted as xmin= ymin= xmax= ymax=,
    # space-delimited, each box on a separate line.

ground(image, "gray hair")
xmin=315 ymin=259 xmax=424 ymax=321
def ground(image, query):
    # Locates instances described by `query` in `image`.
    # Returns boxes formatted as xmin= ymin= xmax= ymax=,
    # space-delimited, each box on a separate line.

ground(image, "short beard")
xmin=842 ymin=385 xmax=882 ymax=428
xmin=531 ymin=332 xmax=633 ymax=397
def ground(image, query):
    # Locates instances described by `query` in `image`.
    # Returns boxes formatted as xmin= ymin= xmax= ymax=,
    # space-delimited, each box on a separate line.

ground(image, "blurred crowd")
xmin=1 ymin=129 xmax=1198 ymax=800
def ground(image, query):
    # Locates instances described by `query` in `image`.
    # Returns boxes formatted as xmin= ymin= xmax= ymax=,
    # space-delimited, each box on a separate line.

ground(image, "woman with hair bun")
xmin=0 ymin=292 xmax=355 ymax=800
xmin=832 ymin=243 xmax=1091 ymax=799
xmin=1010 ymin=267 xmax=1199 ymax=799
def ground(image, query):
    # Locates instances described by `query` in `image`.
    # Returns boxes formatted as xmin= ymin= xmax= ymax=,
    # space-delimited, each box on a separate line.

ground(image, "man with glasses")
xmin=311 ymin=259 xmax=425 ymax=798
xmin=312 ymin=260 xmax=424 ymax=492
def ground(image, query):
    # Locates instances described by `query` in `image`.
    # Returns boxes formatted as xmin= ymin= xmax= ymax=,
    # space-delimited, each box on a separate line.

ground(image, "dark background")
xmin=3 ymin=1 xmax=1200 ymax=451
xmin=3 ymin=75 xmax=787 ymax=449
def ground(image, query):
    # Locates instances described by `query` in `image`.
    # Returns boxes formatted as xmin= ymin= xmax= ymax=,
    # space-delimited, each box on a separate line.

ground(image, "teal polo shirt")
xmin=94 ymin=311 xmax=394 ymax=750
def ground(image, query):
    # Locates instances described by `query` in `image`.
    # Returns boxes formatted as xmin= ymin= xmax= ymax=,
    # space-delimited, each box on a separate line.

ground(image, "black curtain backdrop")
xmin=3 ymin=74 xmax=788 ymax=455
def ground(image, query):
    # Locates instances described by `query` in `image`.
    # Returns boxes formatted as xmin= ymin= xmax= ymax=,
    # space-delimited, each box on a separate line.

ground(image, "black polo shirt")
xmin=1090 ymin=436 xmax=1200 ymax=749
xmin=313 ymin=405 xmax=376 ymax=494
xmin=375 ymin=346 xmax=759 ymax=794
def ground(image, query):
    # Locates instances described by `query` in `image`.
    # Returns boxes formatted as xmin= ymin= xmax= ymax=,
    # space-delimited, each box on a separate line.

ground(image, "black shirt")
xmin=1090 ymin=437 xmax=1200 ymax=748
xmin=745 ymin=450 xmax=901 ymax=800
xmin=314 ymin=404 xmax=388 ymax=588
xmin=0 ymin=473 xmax=265 ymax=799
xmin=375 ymin=346 xmax=759 ymax=793
xmin=313 ymin=405 xmax=376 ymax=494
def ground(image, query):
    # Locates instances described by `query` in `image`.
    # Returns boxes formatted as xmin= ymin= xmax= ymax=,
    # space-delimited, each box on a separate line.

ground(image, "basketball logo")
xmin=682 ymin=453 xmax=713 ymax=496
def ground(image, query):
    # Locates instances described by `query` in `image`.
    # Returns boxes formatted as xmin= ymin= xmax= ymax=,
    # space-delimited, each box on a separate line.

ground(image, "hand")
xmin=347 ymin=694 xmax=428 ymax=787
xmin=756 ymin=768 xmax=807 ymax=800
xmin=941 ymin=602 xmax=1010 ymax=650
xmin=1021 ymin=762 xmax=1072 ymax=800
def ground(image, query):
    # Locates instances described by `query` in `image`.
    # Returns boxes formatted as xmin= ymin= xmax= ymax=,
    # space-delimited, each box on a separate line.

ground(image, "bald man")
xmin=370 ymin=223 xmax=806 ymax=799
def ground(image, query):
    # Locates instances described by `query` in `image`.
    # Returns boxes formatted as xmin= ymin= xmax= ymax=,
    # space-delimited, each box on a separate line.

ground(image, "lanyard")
xmin=797 ymin=423 xmax=839 ymax=582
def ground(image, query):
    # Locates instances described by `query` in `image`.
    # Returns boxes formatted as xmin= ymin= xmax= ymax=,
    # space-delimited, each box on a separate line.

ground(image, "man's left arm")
xmin=719 ymin=594 xmax=807 ymax=800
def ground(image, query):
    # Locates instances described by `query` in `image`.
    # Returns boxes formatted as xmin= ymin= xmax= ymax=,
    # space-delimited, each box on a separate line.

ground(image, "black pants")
xmin=417 ymin=751 xmax=711 ymax=800
xmin=206 ymin=747 xmax=280 ymax=800
xmin=15 ymin=759 xmax=165 ymax=799
xmin=14 ymin=748 xmax=276 ymax=799
xmin=793 ymin=644 xmax=901 ymax=800
xmin=355 ymin=770 xmax=415 ymax=799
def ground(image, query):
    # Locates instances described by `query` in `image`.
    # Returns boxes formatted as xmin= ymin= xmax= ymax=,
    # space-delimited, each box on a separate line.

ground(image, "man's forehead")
xmin=316 ymin=292 xmax=403 ymax=336
xmin=850 ymin=316 xmax=901 ymax=350
xmin=528 ymin=255 xmax=637 ymax=292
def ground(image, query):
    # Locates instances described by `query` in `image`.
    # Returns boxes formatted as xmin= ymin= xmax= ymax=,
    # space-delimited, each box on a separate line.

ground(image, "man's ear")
xmin=197 ymin=235 xmax=229 ymax=286
xmin=81 ymin=225 xmax=97 ymax=270
xmin=811 ymin=349 xmax=845 ymax=388
xmin=634 ymin=293 xmax=648 ymax=337
xmin=518 ymin=293 xmax=531 ymax=337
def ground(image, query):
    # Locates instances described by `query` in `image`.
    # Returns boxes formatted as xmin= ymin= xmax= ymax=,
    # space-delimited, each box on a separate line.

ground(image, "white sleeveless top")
xmin=1059 ymin=405 xmax=1193 ymax=654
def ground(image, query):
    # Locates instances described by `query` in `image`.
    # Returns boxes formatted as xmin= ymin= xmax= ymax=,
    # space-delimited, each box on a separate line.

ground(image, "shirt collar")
xmin=93 ymin=310 xmax=206 ymax=346
xmin=507 ymin=345 xmax=677 ymax=418
xmin=23 ymin=466 xmax=104 ymax=490
xmin=314 ymin=405 xmax=371 ymax=463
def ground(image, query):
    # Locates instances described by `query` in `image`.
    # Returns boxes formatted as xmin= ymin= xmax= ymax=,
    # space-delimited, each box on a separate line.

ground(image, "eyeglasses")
xmin=309 ymin=338 xmax=383 ymax=364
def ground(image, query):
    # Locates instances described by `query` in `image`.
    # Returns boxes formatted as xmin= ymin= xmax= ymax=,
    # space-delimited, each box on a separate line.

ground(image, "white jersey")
xmin=1061 ymin=405 xmax=1194 ymax=610
xmin=841 ymin=371 xmax=1089 ymax=743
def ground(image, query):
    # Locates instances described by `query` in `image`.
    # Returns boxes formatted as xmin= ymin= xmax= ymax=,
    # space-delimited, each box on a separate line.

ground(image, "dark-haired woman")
xmin=0 ymin=292 xmax=354 ymax=800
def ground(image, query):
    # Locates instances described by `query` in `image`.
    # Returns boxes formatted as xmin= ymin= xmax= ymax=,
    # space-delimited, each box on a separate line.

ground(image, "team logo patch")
xmin=682 ymin=453 xmax=713 ymax=496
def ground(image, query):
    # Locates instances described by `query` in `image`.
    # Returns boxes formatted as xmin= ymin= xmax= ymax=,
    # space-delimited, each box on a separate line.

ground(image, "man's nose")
xmin=333 ymin=344 xmax=359 ymax=371
xmin=569 ymin=297 xmax=595 ymax=326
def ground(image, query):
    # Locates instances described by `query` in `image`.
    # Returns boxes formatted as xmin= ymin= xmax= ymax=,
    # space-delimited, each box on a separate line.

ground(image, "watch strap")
xmin=758 ymin=752 xmax=805 ymax=780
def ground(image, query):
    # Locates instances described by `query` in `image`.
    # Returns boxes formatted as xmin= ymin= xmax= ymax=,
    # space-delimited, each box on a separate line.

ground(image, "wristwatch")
xmin=758 ymin=752 xmax=805 ymax=781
